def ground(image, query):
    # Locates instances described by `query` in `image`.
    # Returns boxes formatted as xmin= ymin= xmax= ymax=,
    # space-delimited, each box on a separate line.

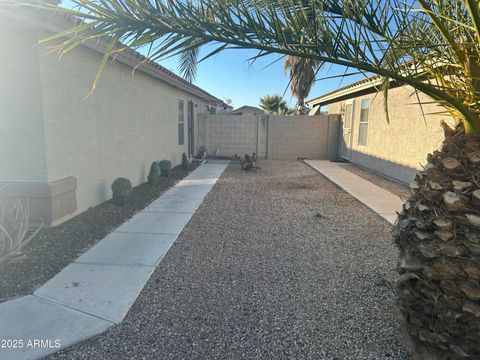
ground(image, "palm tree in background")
xmin=30 ymin=0 xmax=480 ymax=357
xmin=284 ymin=56 xmax=321 ymax=114
xmin=259 ymin=94 xmax=292 ymax=115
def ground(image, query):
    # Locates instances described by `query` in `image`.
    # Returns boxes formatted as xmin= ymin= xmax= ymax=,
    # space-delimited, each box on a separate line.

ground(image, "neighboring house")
xmin=0 ymin=8 xmax=221 ymax=226
xmin=230 ymin=105 xmax=265 ymax=115
xmin=217 ymin=102 xmax=234 ymax=114
xmin=306 ymin=76 xmax=453 ymax=184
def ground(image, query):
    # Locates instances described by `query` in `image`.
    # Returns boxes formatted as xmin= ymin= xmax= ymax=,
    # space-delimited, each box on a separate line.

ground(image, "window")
xmin=178 ymin=99 xmax=185 ymax=145
xmin=358 ymin=98 xmax=370 ymax=146
xmin=207 ymin=105 xmax=216 ymax=114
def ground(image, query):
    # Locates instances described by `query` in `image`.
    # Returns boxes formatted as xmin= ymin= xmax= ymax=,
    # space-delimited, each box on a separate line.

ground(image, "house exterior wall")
xmin=36 ymin=29 xmax=210 ymax=219
xmin=0 ymin=25 xmax=48 ymax=182
xmin=0 ymin=15 xmax=212 ymax=226
xmin=327 ymin=85 xmax=454 ymax=184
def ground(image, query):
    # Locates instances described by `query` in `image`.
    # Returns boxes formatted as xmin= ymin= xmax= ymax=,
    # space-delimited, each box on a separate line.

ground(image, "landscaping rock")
xmin=49 ymin=160 xmax=408 ymax=360
xmin=373 ymin=274 xmax=386 ymax=286
xmin=0 ymin=165 xmax=198 ymax=303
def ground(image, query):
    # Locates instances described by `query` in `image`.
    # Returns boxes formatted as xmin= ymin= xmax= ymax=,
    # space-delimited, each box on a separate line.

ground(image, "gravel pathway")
xmin=49 ymin=160 xmax=409 ymax=360
xmin=339 ymin=163 xmax=410 ymax=199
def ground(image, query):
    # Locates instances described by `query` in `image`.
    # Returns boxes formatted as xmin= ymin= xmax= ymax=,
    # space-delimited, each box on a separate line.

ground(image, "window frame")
xmin=357 ymin=98 xmax=370 ymax=146
xmin=178 ymin=98 xmax=185 ymax=146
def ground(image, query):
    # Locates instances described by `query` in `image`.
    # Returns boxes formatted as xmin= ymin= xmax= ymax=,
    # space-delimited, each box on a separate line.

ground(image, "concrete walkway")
xmin=304 ymin=160 xmax=404 ymax=225
xmin=46 ymin=160 xmax=408 ymax=359
xmin=0 ymin=160 xmax=229 ymax=360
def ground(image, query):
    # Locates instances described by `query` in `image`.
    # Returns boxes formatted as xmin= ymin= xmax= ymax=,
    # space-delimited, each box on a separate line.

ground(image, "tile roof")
xmin=306 ymin=75 xmax=384 ymax=106
xmin=230 ymin=105 xmax=264 ymax=115
xmin=10 ymin=5 xmax=222 ymax=104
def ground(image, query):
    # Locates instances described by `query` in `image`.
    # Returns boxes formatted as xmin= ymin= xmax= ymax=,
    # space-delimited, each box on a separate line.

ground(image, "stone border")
xmin=0 ymin=161 xmax=229 ymax=360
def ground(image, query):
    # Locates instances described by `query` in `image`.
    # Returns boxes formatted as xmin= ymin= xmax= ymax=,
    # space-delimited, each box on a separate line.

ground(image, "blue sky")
xmin=157 ymin=49 xmax=365 ymax=109
xmin=60 ymin=0 xmax=367 ymax=110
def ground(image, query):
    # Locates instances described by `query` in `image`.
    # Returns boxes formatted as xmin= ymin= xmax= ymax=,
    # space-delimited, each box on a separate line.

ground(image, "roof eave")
xmin=12 ymin=8 xmax=222 ymax=104
xmin=306 ymin=77 xmax=387 ymax=107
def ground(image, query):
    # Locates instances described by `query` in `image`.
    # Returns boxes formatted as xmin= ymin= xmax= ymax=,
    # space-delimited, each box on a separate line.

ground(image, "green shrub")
xmin=159 ymin=160 xmax=172 ymax=177
xmin=181 ymin=153 xmax=189 ymax=170
xmin=147 ymin=161 xmax=160 ymax=185
xmin=196 ymin=145 xmax=208 ymax=159
xmin=111 ymin=177 xmax=132 ymax=206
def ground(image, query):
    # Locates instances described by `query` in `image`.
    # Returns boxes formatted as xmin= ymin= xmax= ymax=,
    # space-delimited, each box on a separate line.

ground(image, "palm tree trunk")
xmin=296 ymin=97 xmax=305 ymax=115
xmin=395 ymin=121 xmax=480 ymax=359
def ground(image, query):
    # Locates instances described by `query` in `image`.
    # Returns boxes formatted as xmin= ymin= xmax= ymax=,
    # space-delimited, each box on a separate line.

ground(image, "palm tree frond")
xmin=381 ymin=76 xmax=391 ymax=124
xmin=26 ymin=0 xmax=480 ymax=131
xmin=178 ymin=46 xmax=200 ymax=83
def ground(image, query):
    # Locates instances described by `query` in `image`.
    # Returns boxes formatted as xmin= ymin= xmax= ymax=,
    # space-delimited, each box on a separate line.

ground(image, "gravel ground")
xmin=339 ymin=163 xmax=410 ymax=199
xmin=50 ymin=160 xmax=410 ymax=360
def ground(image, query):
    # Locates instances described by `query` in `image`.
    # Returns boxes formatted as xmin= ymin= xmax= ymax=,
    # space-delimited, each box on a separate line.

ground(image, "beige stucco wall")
xmin=35 ymin=29 xmax=210 ymax=215
xmin=197 ymin=114 xmax=267 ymax=157
xmin=0 ymin=22 xmax=48 ymax=182
xmin=1 ymin=12 xmax=212 ymax=223
xmin=197 ymin=114 xmax=339 ymax=160
xmin=267 ymin=115 xmax=339 ymax=160
xmin=327 ymin=85 xmax=454 ymax=183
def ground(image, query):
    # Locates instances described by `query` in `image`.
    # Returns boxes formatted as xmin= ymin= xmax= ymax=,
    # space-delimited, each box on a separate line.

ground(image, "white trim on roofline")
xmin=306 ymin=76 xmax=387 ymax=107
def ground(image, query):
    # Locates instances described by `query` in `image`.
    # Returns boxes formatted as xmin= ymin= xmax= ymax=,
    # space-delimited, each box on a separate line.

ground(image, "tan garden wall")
xmin=197 ymin=114 xmax=340 ymax=160
xmin=267 ymin=115 xmax=339 ymax=160
xmin=196 ymin=114 xmax=268 ymax=157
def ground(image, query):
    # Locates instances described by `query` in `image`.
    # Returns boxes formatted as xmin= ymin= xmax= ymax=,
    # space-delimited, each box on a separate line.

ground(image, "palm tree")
xmin=284 ymin=56 xmax=321 ymax=114
xmin=33 ymin=1 xmax=480 ymax=357
xmin=259 ymin=94 xmax=292 ymax=115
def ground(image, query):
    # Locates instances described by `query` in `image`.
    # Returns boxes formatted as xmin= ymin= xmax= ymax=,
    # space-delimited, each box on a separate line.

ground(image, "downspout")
xmin=265 ymin=115 xmax=270 ymax=160
xmin=326 ymin=115 xmax=330 ymax=160
xmin=256 ymin=115 xmax=259 ymax=156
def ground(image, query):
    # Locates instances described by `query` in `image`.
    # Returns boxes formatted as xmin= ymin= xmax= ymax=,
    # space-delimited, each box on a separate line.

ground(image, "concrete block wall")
xmin=196 ymin=114 xmax=266 ymax=157
xmin=257 ymin=116 xmax=268 ymax=158
xmin=267 ymin=115 xmax=339 ymax=160
xmin=197 ymin=114 xmax=339 ymax=160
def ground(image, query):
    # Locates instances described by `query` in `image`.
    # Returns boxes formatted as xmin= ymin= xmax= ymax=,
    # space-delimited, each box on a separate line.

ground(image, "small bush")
xmin=159 ymin=160 xmax=172 ymax=177
xmin=181 ymin=153 xmax=189 ymax=170
xmin=147 ymin=161 xmax=160 ymax=185
xmin=196 ymin=145 xmax=208 ymax=159
xmin=111 ymin=177 xmax=132 ymax=206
